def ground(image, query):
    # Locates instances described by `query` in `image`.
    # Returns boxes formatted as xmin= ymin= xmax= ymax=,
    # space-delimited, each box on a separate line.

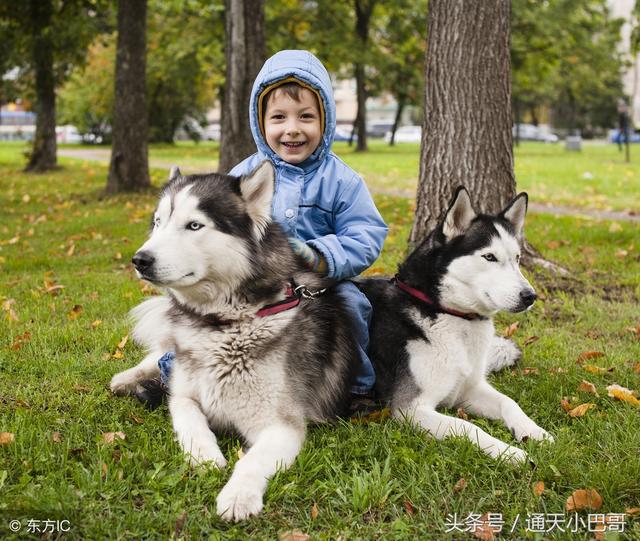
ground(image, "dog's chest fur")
xmin=406 ymin=308 xmax=494 ymax=407
xmin=170 ymin=310 xmax=298 ymax=436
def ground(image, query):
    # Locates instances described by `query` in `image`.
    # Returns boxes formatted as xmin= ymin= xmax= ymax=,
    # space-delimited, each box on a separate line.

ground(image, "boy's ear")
xmin=501 ymin=192 xmax=528 ymax=239
xmin=239 ymin=161 xmax=275 ymax=238
xmin=442 ymin=187 xmax=476 ymax=241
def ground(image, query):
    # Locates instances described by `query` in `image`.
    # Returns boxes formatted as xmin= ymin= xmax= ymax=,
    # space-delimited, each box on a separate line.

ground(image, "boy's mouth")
xmin=282 ymin=141 xmax=305 ymax=148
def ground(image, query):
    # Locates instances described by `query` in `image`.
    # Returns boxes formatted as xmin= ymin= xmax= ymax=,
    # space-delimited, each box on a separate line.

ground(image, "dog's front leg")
xmin=403 ymin=404 xmax=530 ymax=464
xmin=462 ymin=381 xmax=554 ymax=443
xmin=486 ymin=336 xmax=522 ymax=372
xmin=110 ymin=350 xmax=162 ymax=395
xmin=216 ymin=422 xmax=305 ymax=522
xmin=169 ymin=395 xmax=227 ymax=469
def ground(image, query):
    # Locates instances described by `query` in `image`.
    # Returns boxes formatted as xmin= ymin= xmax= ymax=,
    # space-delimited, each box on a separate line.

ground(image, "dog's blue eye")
xmin=482 ymin=253 xmax=498 ymax=262
xmin=187 ymin=222 xmax=204 ymax=231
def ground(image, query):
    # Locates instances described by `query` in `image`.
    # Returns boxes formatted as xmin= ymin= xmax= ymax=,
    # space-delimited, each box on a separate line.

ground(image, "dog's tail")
xmin=486 ymin=336 xmax=522 ymax=373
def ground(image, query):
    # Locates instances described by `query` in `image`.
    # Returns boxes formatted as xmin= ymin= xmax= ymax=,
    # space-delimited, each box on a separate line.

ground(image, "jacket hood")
xmin=249 ymin=50 xmax=336 ymax=171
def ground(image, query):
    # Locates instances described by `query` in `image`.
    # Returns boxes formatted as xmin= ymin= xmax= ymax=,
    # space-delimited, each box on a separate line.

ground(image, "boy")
xmin=161 ymin=50 xmax=387 ymax=400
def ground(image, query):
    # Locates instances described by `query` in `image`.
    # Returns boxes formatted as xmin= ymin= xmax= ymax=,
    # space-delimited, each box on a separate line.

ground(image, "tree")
xmin=107 ymin=0 xmax=150 ymax=193
xmin=0 ymin=0 xmax=109 ymax=171
xmin=217 ymin=0 xmax=265 ymax=174
xmin=410 ymin=0 xmax=514 ymax=245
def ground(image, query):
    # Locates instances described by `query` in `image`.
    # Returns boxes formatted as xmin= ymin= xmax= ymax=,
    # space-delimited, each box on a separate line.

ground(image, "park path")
xmin=59 ymin=148 xmax=640 ymax=223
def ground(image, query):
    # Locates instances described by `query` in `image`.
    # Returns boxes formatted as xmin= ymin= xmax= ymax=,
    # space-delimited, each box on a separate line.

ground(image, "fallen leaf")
xmin=523 ymin=335 xmax=540 ymax=346
xmin=522 ymin=367 xmax=539 ymax=375
xmin=453 ymin=478 xmax=466 ymax=492
xmin=174 ymin=511 xmax=187 ymax=538
xmin=567 ymin=403 xmax=596 ymax=417
xmin=549 ymin=367 xmax=568 ymax=374
xmin=311 ymin=502 xmax=319 ymax=520
xmin=626 ymin=325 xmax=640 ymax=338
xmin=90 ymin=320 xmax=102 ymax=329
xmin=101 ymin=431 xmax=125 ymax=444
xmin=533 ymin=481 xmax=545 ymax=497
xmin=117 ymin=335 xmax=129 ymax=349
xmin=607 ymin=384 xmax=640 ymax=407
xmin=634 ymin=362 xmax=640 ymax=374
xmin=0 ymin=432 xmax=15 ymax=445
xmin=626 ymin=507 xmax=640 ymax=515
xmin=566 ymin=489 xmax=603 ymax=512
xmin=278 ymin=530 xmax=310 ymax=541
xmin=350 ymin=407 xmax=390 ymax=424
xmin=101 ymin=461 xmax=108 ymax=478
xmin=129 ymin=412 xmax=144 ymax=425
xmin=583 ymin=364 xmax=610 ymax=374
xmin=111 ymin=350 xmax=125 ymax=360
xmin=403 ymin=499 xmax=415 ymax=516
xmin=66 ymin=243 xmax=75 ymax=256
xmin=73 ymin=384 xmax=91 ymax=393
xmin=577 ymin=351 xmax=605 ymax=364
xmin=503 ymin=321 xmax=519 ymax=337
xmin=52 ymin=431 xmax=62 ymax=443
xmin=608 ymin=222 xmax=623 ymax=233
xmin=10 ymin=331 xmax=31 ymax=350
xmin=114 ymin=252 xmax=122 ymax=261
xmin=560 ymin=397 xmax=573 ymax=412
xmin=472 ymin=513 xmax=498 ymax=541
xmin=578 ymin=380 xmax=599 ymax=396
xmin=67 ymin=304 xmax=83 ymax=320
xmin=457 ymin=407 xmax=469 ymax=420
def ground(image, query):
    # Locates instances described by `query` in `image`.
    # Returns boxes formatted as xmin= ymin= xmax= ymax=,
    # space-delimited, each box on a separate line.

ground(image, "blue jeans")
xmin=158 ymin=281 xmax=375 ymax=394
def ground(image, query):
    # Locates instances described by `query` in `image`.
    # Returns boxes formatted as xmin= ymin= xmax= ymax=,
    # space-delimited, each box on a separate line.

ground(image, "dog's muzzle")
xmin=519 ymin=288 xmax=537 ymax=309
xmin=132 ymin=250 xmax=155 ymax=275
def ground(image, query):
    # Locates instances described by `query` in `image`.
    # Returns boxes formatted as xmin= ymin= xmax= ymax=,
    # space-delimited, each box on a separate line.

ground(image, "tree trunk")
xmin=107 ymin=0 xmax=150 ymax=193
xmin=26 ymin=0 xmax=57 ymax=172
xmin=218 ymin=0 xmax=265 ymax=174
xmin=410 ymin=0 xmax=515 ymax=245
xmin=389 ymin=94 xmax=406 ymax=146
xmin=353 ymin=0 xmax=376 ymax=152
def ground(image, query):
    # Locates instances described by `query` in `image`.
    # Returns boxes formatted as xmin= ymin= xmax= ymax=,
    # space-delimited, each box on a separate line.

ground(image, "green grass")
xmin=1 ymin=143 xmax=639 ymax=539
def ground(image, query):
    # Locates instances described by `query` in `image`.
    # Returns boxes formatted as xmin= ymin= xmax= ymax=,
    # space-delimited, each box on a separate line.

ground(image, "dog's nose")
xmin=519 ymin=289 xmax=537 ymax=307
xmin=132 ymin=251 xmax=155 ymax=272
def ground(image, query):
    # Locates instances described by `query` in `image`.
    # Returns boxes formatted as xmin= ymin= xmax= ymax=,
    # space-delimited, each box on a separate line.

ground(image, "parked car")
xmin=608 ymin=129 xmax=640 ymax=144
xmin=56 ymin=125 xmax=83 ymax=144
xmin=204 ymin=123 xmax=220 ymax=141
xmin=367 ymin=122 xmax=393 ymax=138
xmin=384 ymin=125 xmax=422 ymax=143
xmin=513 ymin=123 xmax=559 ymax=143
xmin=334 ymin=126 xmax=357 ymax=142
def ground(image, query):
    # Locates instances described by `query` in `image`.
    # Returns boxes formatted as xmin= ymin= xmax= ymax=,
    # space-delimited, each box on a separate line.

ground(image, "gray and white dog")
xmin=110 ymin=162 xmax=356 ymax=521
xmin=359 ymin=187 xmax=554 ymax=464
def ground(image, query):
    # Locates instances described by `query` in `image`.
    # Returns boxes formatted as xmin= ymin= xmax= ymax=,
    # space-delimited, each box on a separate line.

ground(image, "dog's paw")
xmin=216 ymin=481 xmax=263 ymax=522
xmin=499 ymin=445 xmax=530 ymax=465
xmin=512 ymin=422 xmax=554 ymax=443
xmin=110 ymin=370 xmax=139 ymax=395
xmin=486 ymin=336 xmax=522 ymax=373
xmin=185 ymin=445 xmax=227 ymax=469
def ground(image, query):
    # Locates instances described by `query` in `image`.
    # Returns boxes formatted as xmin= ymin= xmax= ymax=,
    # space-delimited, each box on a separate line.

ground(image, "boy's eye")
xmin=482 ymin=253 xmax=498 ymax=262
xmin=270 ymin=114 xmax=285 ymax=120
xmin=301 ymin=113 xmax=316 ymax=119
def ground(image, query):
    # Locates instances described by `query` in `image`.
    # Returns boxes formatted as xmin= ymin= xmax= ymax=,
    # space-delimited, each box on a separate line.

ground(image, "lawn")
xmin=1 ymin=142 xmax=639 ymax=539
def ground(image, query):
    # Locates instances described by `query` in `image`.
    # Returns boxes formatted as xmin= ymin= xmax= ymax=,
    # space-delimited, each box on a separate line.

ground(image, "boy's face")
xmin=263 ymin=88 xmax=322 ymax=164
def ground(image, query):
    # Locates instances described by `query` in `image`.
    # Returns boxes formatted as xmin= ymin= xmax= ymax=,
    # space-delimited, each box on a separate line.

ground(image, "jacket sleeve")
xmin=307 ymin=176 xmax=388 ymax=280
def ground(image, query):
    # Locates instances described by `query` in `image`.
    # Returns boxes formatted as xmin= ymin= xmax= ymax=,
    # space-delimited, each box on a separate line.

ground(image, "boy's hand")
xmin=288 ymin=238 xmax=328 ymax=273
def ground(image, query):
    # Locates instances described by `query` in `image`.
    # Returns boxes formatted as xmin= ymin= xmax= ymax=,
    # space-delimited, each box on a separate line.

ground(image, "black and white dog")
xmin=359 ymin=188 xmax=554 ymax=464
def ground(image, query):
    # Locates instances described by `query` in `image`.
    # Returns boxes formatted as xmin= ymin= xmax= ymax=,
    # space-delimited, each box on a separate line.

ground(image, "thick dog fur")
xmin=358 ymin=188 xmax=554 ymax=464
xmin=110 ymin=163 xmax=356 ymax=521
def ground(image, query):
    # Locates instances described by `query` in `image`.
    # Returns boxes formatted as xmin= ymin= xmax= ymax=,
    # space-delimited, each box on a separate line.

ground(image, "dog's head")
xmin=131 ymin=161 xmax=275 ymax=293
xmin=405 ymin=187 xmax=536 ymax=317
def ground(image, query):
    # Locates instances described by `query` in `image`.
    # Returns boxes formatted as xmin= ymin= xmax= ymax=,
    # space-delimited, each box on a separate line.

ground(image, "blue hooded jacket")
xmin=228 ymin=50 xmax=388 ymax=281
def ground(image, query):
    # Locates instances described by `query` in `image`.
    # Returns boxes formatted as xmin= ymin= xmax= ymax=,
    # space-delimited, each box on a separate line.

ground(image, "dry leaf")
xmin=174 ymin=511 xmax=187 ymax=538
xmin=102 ymin=431 xmax=125 ymax=444
xmin=114 ymin=252 xmax=122 ymax=260
xmin=67 ymin=304 xmax=83 ymax=320
xmin=566 ymin=489 xmax=603 ymax=512
xmin=579 ymin=380 xmax=599 ymax=396
xmin=608 ymin=222 xmax=623 ymax=233
xmin=112 ymin=350 xmax=124 ymax=360
xmin=523 ymin=335 xmax=540 ymax=346
xmin=278 ymin=530 xmax=310 ymax=541
xmin=503 ymin=322 xmax=519 ymax=337
xmin=634 ymin=362 xmax=640 ymax=374
xmin=560 ymin=398 xmax=572 ymax=412
xmin=0 ymin=432 xmax=15 ymax=445
xmin=52 ymin=431 xmax=63 ymax=443
xmin=577 ymin=351 xmax=605 ymax=364
xmin=583 ymin=364 xmax=609 ymax=374
xmin=453 ymin=478 xmax=466 ymax=493
xmin=311 ymin=502 xmax=319 ymax=520
xmin=533 ymin=481 xmax=545 ymax=497
xmin=472 ymin=513 xmax=498 ymax=541
xmin=350 ymin=407 xmax=390 ymax=424
xmin=129 ymin=412 xmax=144 ymax=425
xmin=403 ymin=499 xmax=415 ymax=516
xmin=73 ymin=384 xmax=91 ymax=393
xmin=626 ymin=507 xmax=640 ymax=515
xmin=607 ymin=384 xmax=640 ymax=407
xmin=66 ymin=243 xmax=75 ymax=256
xmin=457 ymin=407 xmax=469 ymax=420
xmin=101 ymin=461 xmax=108 ymax=479
xmin=549 ymin=367 xmax=568 ymax=374
xmin=117 ymin=335 xmax=129 ymax=349
xmin=91 ymin=320 xmax=102 ymax=329
xmin=10 ymin=331 xmax=31 ymax=350
xmin=568 ymin=403 xmax=596 ymax=417
xmin=522 ymin=367 xmax=539 ymax=375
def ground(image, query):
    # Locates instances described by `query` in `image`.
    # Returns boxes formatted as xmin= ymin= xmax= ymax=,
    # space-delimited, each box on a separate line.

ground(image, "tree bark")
xmin=389 ymin=94 xmax=406 ymax=146
xmin=410 ymin=0 xmax=515 ymax=245
xmin=353 ymin=0 xmax=375 ymax=152
xmin=218 ymin=0 xmax=265 ymax=174
xmin=107 ymin=0 xmax=150 ymax=193
xmin=26 ymin=0 xmax=57 ymax=172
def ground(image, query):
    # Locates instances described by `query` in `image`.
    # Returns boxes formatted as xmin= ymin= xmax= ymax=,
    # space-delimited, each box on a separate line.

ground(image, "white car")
xmin=513 ymin=123 xmax=558 ymax=143
xmin=384 ymin=125 xmax=422 ymax=143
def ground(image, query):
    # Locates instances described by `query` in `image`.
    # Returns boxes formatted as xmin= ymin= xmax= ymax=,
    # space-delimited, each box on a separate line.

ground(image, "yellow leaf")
xmin=608 ymin=222 xmax=623 ymax=233
xmin=91 ymin=320 xmax=102 ymax=329
xmin=117 ymin=335 xmax=129 ymax=349
xmin=350 ymin=407 xmax=390 ymax=424
xmin=101 ymin=431 xmax=125 ymax=444
xmin=52 ymin=431 xmax=63 ymax=443
xmin=606 ymin=384 xmax=640 ymax=407
xmin=453 ymin=478 xmax=466 ymax=493
xmin=503 ymin=321 xmax=519 ymax=337
xmin=278 ymin=530 xmax=310 ymax=541
xmin=66 ymin=243 xmax=76 ymax=256
xmin=523 ymin=335 xmax=539 ymax=346
xmin=112 ymin=349 xmax=124 ymax=360
xmin=533 ymin=481 xmax=545 ymax=497
xmin=22 ymin=194 xmax=31 ymax=203
xmin=311 ymin=502 xmax=319 ymax=520
xmin=626 ymin=507 xmax=640 ymax=515
xmin=67 ymin=304 xmax=83 ymax=320
xmin=578 ymin=380 xmax=599 ymax=396
xmin=577 ymin=351 xmax=605 ymax=364
xmin=0 ymin=432 xmax=15 ymax=445
xmin=472 ymin=513 xmax=498 ymax=540
xmin=583 ymin=364 xmax=609 ymax=374
xmin=457 ymin=407 xmax=469 ymax=420
xmin=566 ymin=489 xmax=603 ymax=512
xmin=567 ymin=403 xmax=596 ymax=417
xmin=560 ymin=397 xmax=573 ymax=412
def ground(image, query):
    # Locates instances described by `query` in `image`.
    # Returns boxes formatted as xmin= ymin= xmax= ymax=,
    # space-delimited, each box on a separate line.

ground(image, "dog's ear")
xmin=168 ymin=166 xmax=182 ymax=181
xmin=501 ymin=192 xmax=528 ymax=239
xmin=442 ymin=187 xmax=476 ymax=241
xmin=240 ymin=161 xmax=274 ymax=237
